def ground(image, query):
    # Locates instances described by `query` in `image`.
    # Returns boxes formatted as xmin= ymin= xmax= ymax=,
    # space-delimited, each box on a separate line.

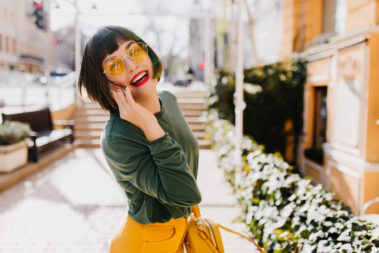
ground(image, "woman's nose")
xmin=123 ymin=56 xmax=137 ymax=72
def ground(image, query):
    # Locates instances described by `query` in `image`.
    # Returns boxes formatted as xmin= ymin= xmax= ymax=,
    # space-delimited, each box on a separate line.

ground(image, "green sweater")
xmin=101 ymin=90 xmax=202 ymax=224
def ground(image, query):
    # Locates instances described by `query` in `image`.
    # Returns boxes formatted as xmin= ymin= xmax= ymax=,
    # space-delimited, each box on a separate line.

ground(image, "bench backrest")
xmin=1 ymin=107 xmax=53 ymax=132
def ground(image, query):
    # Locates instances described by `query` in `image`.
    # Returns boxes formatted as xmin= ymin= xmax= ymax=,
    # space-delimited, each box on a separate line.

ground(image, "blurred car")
xmin=173 ymin=79 xmax=189 ymax=87
xmin=50 ymin=68 xmax=71 ymax=77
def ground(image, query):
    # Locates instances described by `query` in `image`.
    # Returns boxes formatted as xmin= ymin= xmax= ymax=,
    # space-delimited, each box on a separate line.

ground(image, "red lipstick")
xmin=131 ymin=70 xmax=147 ymax=83
xmin=132 ymin=72 xmax=149 ymax=87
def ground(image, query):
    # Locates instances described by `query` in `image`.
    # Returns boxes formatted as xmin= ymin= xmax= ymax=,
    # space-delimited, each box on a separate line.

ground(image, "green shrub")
xmin=205 ymin=109 xmax=379 ymax=253
xmin=0 ymin=121 xmax=32 ymax=145
xmin=209 ymin=59 xmax=306 ymax=164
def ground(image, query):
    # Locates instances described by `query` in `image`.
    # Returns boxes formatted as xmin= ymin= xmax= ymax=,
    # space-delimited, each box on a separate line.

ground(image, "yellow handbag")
xmin=184 ymin=205 xmax=264 ymax=253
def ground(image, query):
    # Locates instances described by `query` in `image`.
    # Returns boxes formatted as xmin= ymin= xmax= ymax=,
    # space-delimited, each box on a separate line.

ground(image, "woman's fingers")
xmin=123 ymin=87 xmax=135 ymax=105
xmin=109 ymin=84 xmax=134 ymax=104
xmin=110 ymin=86 xmax=128 ymax=109
xmin=110 ymin=88 xmax=121 ymax=103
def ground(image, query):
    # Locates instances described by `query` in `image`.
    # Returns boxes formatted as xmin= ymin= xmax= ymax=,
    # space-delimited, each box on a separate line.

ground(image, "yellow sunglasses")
xmin=103 ymin=42 xmax=148 ymax=77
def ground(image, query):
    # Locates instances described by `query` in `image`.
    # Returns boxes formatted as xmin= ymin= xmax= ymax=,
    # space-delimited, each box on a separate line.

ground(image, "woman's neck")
xmin=135 ymin=91 xmax=161 ymax=115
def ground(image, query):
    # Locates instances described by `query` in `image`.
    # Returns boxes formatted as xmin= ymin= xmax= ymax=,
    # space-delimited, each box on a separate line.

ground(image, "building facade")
xmin=0 ymin=0 xmax=53 ymax=74
xmin=283 ymin=0 xmax=379 ymax=214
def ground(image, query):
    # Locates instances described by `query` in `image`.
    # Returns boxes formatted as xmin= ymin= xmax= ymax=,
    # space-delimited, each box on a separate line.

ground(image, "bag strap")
xmin=192 ymin=205 xmax=201 ymax=218
xmin=191 ymin=205 xmax=264 ymax=253
xmin=218 ymin=224 xmax=264 ymax=252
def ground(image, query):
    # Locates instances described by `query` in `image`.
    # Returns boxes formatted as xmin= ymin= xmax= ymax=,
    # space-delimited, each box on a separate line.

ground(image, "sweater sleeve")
xmin=103 ymin=132 xmax=202 ymax=208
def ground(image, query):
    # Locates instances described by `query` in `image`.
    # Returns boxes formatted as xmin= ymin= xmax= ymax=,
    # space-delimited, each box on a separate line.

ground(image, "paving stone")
xmin=0 ymin=148 xmax=260 ymax=252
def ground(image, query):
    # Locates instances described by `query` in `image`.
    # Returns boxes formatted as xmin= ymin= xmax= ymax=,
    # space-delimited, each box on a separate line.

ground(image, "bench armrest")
xmin=28 ymin=131 xmax=37 ymax=147
xmin=29 ymin=131 xmax=38 ymax=138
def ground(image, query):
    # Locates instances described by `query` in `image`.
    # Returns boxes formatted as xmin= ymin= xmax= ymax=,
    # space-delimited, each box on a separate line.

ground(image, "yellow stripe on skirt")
xmin=110 ymin=215 xmax=187 ymax=253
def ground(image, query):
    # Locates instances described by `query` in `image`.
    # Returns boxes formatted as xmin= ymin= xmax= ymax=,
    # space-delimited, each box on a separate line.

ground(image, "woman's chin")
xmin=131 ymin=80 xmax=157 ymax=97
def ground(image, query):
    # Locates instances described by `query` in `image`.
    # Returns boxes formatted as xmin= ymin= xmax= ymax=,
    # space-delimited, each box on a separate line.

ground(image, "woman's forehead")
xmin=116 ymin=38 xmax=134 ymax=47
xmin=102 ymin=40 xmax=134 ymax=63
xmin=113 ymin=39 xmax=134 ymax=53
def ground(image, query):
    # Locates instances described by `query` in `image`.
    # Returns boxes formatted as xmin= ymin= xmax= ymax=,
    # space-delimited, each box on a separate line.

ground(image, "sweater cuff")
xmin=147 ymin=132 xmax=169 ymax=146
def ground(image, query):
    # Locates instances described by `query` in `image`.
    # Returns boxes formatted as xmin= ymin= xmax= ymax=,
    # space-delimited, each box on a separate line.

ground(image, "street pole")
xmin=43 ymin=0 xmax=51 ymax=76
xmin=234 ymin=0 xmax=245 ymax=176
xmin=204 ymin=11 xmax=212 ymax=86
xmin=243 ymin=0 xmax=260 ymax=66
xmin=74 ymin=0 xmax=81 ymax=106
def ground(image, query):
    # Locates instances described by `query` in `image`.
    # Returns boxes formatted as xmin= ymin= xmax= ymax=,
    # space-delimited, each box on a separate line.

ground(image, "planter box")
xmin=0 ymin=140 xmax=28 ymax=173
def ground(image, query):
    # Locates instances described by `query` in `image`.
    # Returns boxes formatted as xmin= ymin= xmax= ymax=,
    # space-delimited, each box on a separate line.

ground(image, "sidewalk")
xmin=0 ymin=148 xmax=259 ymax=252
xmin=197 ymin=150 xmax=259 ymax=253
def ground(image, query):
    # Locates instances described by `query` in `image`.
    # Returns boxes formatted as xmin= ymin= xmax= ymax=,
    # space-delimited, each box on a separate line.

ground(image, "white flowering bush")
xmin=205 ymin=109 xmax=379 ymax=253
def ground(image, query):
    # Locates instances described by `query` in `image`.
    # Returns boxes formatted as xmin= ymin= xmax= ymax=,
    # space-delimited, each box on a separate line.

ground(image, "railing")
xmin=0 ymin=70 xmax=76 ymax=115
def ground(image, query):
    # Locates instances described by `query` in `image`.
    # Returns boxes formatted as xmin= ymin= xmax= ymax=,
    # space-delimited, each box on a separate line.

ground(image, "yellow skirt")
xmin=110 ymin=215 xmax=188 ymax=253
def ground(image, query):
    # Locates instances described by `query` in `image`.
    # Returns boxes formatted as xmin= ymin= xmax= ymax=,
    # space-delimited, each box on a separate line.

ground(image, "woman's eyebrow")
xmin=124 ymin=41 xmax=134 ymax=50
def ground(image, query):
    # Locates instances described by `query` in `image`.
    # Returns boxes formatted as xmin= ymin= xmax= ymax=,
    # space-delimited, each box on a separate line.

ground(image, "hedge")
xmin=205 ymin=110 xmax=379 ymax=253
xmin=208 ymin=59 xmax=306 ymax=165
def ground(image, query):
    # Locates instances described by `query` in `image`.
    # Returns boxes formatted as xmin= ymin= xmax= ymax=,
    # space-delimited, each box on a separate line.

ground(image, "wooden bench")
xmin=1 ymin=108 xmax=74 ymax=162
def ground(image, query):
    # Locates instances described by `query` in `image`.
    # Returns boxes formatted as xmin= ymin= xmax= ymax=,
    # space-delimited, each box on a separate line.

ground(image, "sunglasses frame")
xmin=103 ymin=42 xmax=148 ymax=77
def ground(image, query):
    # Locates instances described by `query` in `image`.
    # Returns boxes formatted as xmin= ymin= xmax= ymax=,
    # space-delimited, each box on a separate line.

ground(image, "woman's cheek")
xmin=130 ymin=89 xmax=137 ymax=97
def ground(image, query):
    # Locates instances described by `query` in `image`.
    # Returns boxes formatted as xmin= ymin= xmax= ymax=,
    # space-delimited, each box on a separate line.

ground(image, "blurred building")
xmin=248 ymin=0 xmax=283 ymax=66
xmin=0 ymin=0 xmax=53 ymax=74
xmin=189 ymin=16 xmax=216 ymax=81
xmin=51 ymin=26 xmax=76 ymax=72
xmin=211 ymin=0 xmax=283 ymax=72
xmin=283 ymin=0 xmax=379 ymax=214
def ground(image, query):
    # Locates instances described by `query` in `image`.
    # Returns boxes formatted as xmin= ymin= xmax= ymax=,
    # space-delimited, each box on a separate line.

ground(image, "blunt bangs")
xmin=78 ymin=26 xmax=163 ymax=112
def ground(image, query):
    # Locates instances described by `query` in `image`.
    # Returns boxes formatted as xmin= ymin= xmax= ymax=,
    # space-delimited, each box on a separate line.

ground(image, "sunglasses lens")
xmin=128 ymin=43 xmax=148 ymax=62
xmin=104 ymin=58 xmax=124 ymax=76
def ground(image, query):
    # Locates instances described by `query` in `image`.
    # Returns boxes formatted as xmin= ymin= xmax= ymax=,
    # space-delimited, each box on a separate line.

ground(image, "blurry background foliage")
xmin=0 ymin=121 xmax=32 ymax=145
xmin=209 ymin=58 xmax=307 ymax=165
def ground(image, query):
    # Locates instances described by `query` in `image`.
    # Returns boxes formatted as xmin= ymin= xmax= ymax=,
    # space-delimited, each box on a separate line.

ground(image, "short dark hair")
xmin=78 ymin=26 xmax=163 ymax=112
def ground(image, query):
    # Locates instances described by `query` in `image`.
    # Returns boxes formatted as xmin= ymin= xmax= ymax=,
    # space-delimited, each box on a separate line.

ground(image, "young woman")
xmin=78 ymin=26 xmax=202 ymax=253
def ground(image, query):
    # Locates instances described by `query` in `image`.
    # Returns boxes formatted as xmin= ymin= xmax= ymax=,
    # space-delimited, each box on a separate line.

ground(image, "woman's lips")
xmin=132 ymin=72 xmax=149 ymax=87
xmin=130 ymin=70 xmax=147 ymax=83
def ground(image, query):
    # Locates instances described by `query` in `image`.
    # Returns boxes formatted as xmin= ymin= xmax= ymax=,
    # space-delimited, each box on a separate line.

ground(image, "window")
xmin=335 ymin=0 xmax=347 ymax=34
xmin=5 ymin=36 xmax=9 ymax=53
xmin=305 ymin=86 xmax=327 ymax=165
xmin=12 ymin=38 xmax=16 ymax=54
xmin=322 ymin=0 xmax=337 ymax=35
xmin=322 ymin=0 xmax=346 ymax=35
xmin=4 ymin=7 xmax=7 ymax=25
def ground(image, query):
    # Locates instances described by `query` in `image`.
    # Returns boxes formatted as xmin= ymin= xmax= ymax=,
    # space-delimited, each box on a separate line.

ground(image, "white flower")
xmin=337 ymin=229 xmax=351 ymax=242
xmin=254 ymin=210 xmax=263 ymax=220
xmin=279 ymin=231 xmax=289 ymax=238
xmin=302 ymin=243 xmax=316 ymax=252
xmin=281 ymin=202 xmax=296 ymax=220
xmin=329 ymin=227 xmax=337 ymax=234
xmin=309 ymin=230 xmax=324 ymax=243
xmin=207 ymin=112 xmax=379 ymax=251
xmin=244 ymin=83 xmax=262 ymax=94
xmin=340 ymin=243 xmax=353 ymax=251
xmin=221 ymin=76 xmax=228 ymax=85
xmin=317 ymin=240 xmax=331 ymax=253
xmin=372 ymin=226 xmax=379 ymax=238
xmin=324 ymin=221 xmax=333 ymax=227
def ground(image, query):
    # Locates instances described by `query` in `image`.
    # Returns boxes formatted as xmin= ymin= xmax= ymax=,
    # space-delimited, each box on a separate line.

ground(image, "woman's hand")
xmin=110 ymin=85 xmax=154 ymax=129
xmin=110 ymin=85 xmax=164 ymax=141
